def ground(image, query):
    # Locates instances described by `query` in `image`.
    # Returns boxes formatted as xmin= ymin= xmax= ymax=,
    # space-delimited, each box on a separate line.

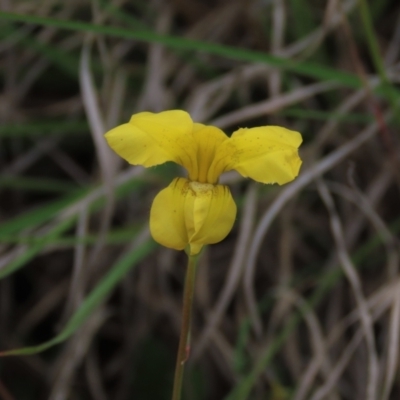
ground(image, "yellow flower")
xmin=105 ymin=110 xmax=302 ymax=255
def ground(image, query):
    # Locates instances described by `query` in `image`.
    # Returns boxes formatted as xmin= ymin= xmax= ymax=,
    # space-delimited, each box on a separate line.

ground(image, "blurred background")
xmin=1 ymin=0 xmax=400 ymax=399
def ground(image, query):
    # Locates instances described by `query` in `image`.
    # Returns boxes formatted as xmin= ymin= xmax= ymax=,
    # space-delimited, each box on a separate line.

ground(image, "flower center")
xmin=188 ymin=181 xmax=214 ymax=195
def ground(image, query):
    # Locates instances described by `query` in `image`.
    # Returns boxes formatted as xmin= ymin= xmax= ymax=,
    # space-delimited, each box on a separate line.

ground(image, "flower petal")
xmin=150 ymin=178 xmax=188 ymax=251
xmin=184 ymin=181 xmax=236 ymax=255
xmin=104 ymin=110 xmax=198 ymax=174
xmin=150 ymin=178 xmax=237 ymax=255
xmin=211 ymin=126 xmax=302 ymax=185
xmin=192 ymin=124 xmax=228 ymax=183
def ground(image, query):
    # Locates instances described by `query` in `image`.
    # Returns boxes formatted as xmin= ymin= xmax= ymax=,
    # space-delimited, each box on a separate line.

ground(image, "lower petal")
xmin=150 ymin=178 xmax=188 ymax=251
xmin=184 ymin=182 xmax=237 ymax=254
xmin=150 ymin=178 xmax=237 ymax=255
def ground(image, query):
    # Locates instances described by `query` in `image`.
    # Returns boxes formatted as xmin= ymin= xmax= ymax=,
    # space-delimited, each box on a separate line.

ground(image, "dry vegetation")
xmin=1 ymin=0 xmax=400 ymax=399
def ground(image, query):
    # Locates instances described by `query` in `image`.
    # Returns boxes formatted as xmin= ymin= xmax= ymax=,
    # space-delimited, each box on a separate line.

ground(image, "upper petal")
xmin=150 ymin=178 xmax=188 ymax=251
xmin=104 ymin=110 xmax=198 ymax=174
xmin=211 ymin=126 xmax=302 ymax=185
xmin=192 ymin=123 xmax=228 ymax=183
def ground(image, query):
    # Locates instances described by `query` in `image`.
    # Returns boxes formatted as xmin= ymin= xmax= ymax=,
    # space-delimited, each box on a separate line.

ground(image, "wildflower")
xmin=105 ymin=110 xmax=302 ymax=255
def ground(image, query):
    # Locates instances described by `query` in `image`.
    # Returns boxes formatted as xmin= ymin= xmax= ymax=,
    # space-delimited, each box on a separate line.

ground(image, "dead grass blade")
xmin=244 ymin=118 xmax=384 ymax=336
xmin=317 ymin=179 xmax=378 ymax=400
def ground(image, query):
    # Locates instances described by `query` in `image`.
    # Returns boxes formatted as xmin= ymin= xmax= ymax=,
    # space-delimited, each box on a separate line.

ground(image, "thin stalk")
xmin=172 ymin=254 xmax=198 ymax=400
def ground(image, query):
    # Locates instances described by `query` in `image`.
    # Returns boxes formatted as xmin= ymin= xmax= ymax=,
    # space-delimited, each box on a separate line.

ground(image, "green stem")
xmin=171 ymin=254 xmax=198 ymax=400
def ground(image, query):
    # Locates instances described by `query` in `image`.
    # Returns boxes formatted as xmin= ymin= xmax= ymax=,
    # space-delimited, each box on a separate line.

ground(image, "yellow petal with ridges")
xmin=184 ymin=181 xmax=236 ymax=255
xmin=150 ymin=178 xmax=236 ymax=255
xmin=104 ymin=110 xmax=198 ymax=175
xmin=150 ymin=178 xmax=188 ymax=251
xmin=192 ymin=124 xmax=228 ymax=184
xmin=211 ymin=126 xmax=302 ymax=185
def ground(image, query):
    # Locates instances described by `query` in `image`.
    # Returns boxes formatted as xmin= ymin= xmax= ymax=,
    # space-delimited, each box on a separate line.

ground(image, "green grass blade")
xmin=0 ymin=239 xmax=156 ymax=356
xmin=278 ymin=108 xmax=374 ymax=123
xmin=357 ymin=0 xmax=399 ymax=111
xmin=0 ymin=189 xmax=87 ymax=236
xmin=3 ymin=11 xmax=400 ymax=103
xmin=0 ymin=217 xmax=76 ymax=279
xmin=0 ymin=22 xmax=79 ymax=78
xmin=0 ymin=12 xmax=362 ymax=87
xmin=0 ymin=120 xmax=88 ymax=137
xmin=0 ymin=177 xmax=79 ymax=193
xmin=0 ymin=174 xmax=146 ymax=237
xmin=0 ymin=225 xmax=141 ymax=246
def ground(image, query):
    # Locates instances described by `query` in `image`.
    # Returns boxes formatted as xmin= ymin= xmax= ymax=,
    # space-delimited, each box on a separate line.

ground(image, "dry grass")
xmin=1 ymin=0 xmax=400 ymax=399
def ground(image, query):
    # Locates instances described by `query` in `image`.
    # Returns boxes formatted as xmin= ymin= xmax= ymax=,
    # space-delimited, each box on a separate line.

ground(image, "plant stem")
xmin=171 ymin=254 xmax=198 ymax=400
